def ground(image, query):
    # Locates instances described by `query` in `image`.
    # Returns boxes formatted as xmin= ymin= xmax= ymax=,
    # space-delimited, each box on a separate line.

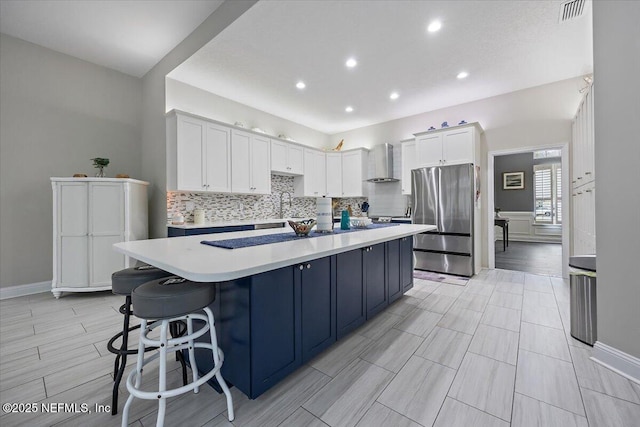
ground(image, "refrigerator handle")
xmin=435 ymin=167 xmax=441 ymax=232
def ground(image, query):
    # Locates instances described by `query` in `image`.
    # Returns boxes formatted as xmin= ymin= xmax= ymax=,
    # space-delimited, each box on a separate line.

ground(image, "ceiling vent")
xmin=559 ymin=0 xmax=586 ymax=23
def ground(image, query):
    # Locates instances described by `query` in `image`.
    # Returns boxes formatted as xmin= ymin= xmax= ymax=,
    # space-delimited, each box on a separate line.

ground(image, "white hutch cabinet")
xmin=51 ymin=178 xmax=149 ymax=298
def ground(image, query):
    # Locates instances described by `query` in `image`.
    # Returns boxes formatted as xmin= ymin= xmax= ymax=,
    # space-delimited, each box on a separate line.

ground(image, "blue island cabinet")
xmin=211 ymin=256 xmax=336 ymax=399
xmin=199 ymin=237 xmax=413 ymax=399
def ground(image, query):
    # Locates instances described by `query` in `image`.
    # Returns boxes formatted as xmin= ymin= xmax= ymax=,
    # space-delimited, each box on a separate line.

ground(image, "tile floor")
xmin=1 ymin=269 xmax=639 ymax=426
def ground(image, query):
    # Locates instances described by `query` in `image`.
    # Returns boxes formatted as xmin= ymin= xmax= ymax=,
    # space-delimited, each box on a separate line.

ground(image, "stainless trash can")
xmin=569 ymin=255 xmax=597 ymax=345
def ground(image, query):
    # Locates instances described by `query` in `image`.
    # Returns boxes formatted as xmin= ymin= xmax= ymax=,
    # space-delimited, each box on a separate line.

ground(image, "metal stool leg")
xmin=156 ymin=320 xmax=169 ymax=427
xmin=121 ymin=319 xmax=147 ymax=427
xmin=205 ymin=307 xmax=234 ymax=422
xmin=186 ymin=315 xmax=199 ymax=393
xmin=111 ymin=297 xmax=131 ymax=415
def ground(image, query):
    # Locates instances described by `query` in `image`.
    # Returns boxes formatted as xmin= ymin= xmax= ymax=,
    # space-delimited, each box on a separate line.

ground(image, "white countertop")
xmin=114 ymin=224 xmax=435 ymax=282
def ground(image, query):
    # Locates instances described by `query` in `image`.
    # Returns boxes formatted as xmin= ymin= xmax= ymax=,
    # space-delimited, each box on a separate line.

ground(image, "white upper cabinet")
xmin=232 ymin=130 xmax=271 ymax=194
xmin=294 ymin=148 xmax=326 ymax=197
xmin=341 ymin=149 xmax=368 ymax=197
xmin=167 ymin=111 xmax=231 ymax=193
xmin=271 ymin=139 xmax=304 ymax=175
xmin=401 ymin=139 xmax=416 ymax=195
xmin=325 ymin=152 xmax=342 ymax=197
xmin=414 ymin=123 xmax=481 ymax=168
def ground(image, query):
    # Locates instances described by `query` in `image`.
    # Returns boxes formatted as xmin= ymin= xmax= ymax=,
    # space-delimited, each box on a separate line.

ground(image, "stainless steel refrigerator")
xmin=412 ymin=164 xmax=475 ymax=277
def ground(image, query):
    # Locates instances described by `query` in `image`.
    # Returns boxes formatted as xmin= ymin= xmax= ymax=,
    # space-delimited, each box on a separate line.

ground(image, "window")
xmin=534 ymin=163 xmax=561 ymax=224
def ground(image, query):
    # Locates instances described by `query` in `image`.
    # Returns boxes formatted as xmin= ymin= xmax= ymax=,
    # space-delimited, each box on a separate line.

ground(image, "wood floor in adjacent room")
xmin=2 ymin=270 xmax=639 ymax=427
xmin=495 ymin=241 xmax=563 ymax=276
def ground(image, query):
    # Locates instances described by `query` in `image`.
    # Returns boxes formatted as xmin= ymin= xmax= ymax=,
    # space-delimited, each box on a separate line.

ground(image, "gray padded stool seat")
xmin=112 ymin=264 xmax=170 ymax=296
xmin=123 ymin=277 xmax=234 ymax=426
xmin=108 ymin=264 xmax=185 ymax=416
xmin=131 ymin=276 xmax=216 ymax=319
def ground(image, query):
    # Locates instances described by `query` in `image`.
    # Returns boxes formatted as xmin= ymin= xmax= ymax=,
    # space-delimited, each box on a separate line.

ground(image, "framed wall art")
xmin=503 ymin=171 xmax=524 ymax=190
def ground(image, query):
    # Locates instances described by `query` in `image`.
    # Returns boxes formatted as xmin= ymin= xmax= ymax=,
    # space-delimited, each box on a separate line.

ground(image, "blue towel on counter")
xmin=201 ymin=223 xmax=399 ymax=249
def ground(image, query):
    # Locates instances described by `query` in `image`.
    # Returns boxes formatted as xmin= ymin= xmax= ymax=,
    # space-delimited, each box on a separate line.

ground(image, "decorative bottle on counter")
xmin=340 ymin=210 xmax=350 ymax=230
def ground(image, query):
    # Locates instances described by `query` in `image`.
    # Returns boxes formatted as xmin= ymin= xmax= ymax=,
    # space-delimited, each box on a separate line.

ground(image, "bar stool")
xmin=108 ymin=265 xmax=188 ymax=415
xmin=122 ymin=276 xmax=234 ymax=427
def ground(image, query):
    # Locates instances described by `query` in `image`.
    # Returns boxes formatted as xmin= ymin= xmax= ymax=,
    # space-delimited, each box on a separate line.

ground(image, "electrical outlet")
xmin=186 ymin=201 xmax=195 ymax=211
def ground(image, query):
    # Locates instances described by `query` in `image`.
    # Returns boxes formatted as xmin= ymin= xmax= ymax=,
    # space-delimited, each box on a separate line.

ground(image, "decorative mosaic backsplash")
xmin=167 ymin=175 xmax=367 ymax=223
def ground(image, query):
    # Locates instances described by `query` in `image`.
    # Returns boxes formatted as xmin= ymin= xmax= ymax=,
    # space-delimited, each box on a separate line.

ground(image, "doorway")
xmin=486 ymin=144 xmax=569 ymax=278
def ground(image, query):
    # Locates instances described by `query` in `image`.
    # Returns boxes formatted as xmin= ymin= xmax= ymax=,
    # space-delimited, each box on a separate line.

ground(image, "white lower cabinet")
xmin=231 ymin=130 xmax=271 ymax=194
xmin=51 ymin=178 xmax=149 ymax=298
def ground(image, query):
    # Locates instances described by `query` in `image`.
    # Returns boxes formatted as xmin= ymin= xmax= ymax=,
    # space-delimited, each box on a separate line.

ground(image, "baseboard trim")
xmin=591 ymin=341 xmax=640 ymax=385
xmin=0 ymin=281 xmax=51 ymax=300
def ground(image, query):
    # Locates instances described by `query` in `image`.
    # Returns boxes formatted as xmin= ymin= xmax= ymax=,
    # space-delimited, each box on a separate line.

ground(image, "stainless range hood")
xmin=367 ymin=143 xmax=398 ymax=182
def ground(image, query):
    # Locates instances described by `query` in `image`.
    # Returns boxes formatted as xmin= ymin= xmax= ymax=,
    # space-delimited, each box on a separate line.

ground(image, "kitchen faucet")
xmin=279 ymin=192 xmax=292 ymax=218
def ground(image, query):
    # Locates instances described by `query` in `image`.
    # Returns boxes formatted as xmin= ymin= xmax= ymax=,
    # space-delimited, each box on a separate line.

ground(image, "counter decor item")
xmin=361 ymin=201 xmax=370 ymax=217
xmin=340 ymin=209 xmax=350 ymax=230
xmin=194 ymin=208 xmax=205 ymax=225
xmin=172 ymin=214 xmax=185 ymax=225
xmin=350 ymin=217 xmax=372 ymax=228
xmin=316 ymin=197 xmax=333 ymax=233
xmin=288 ymin=219 xmax=316 ymax=237
xmin=92 ymin=157 xmax=109 ymax=177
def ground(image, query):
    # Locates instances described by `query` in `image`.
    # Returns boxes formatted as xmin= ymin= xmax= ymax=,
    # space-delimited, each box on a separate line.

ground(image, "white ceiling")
xmin=0 ymin=0 xmax=224 ymax=77
xmin=169 ymin=0 xmax=593 ymax=134
xmin=0 ymin=1 xmax=592 ymax=134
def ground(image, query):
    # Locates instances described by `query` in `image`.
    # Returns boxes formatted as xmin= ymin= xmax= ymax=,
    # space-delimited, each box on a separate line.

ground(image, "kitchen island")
xmin=114 ymin=224 xmax=434 ymax=398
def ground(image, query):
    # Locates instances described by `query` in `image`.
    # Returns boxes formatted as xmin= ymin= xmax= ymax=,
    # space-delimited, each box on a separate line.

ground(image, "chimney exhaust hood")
xmin=368 ymin=143 xmax=398 ymax=182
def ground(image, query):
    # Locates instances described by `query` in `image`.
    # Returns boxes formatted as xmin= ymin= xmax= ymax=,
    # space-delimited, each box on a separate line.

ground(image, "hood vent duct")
xmin=559 ymin=0 xmax=586 ymax=23
xmin=367 ymin=143 xmax=398 ymax=182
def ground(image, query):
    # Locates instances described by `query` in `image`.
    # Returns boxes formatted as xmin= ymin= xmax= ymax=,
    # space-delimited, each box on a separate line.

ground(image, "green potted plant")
xmin=92 ymin=157 xmax=110 ymax=177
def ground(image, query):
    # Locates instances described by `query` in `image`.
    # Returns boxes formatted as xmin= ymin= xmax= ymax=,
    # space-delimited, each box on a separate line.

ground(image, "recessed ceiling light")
xmin=345 ymin=106 xmax=354 ymax=113
xmin=457 ymin=71 xmax=469 ymax=79
xmin=427 ymin=21 xmax=442 ymax=33
xmin=390 ymin=92 xmax=399 ymax=100
xmin=296 ymin=81 xmax=306 ymax=89
xmin=345 ymin=58 xmax=357 ymax=68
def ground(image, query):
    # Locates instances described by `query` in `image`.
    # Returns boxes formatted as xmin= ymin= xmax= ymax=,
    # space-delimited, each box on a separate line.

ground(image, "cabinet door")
xmin=205 ymin=123 xmax=231 ymax=192
xmin=251 ymin=266 xmax=301 ymax=398
xmin=365 ymin=243 xmax=387 ymax=318
xmin=231 ymin=130 xmax=252 ymax=193
xmin=288 ymin=144 xmax=304 ymax=175
xmin=401 ymin=141 xmax=416 ymax=195
xmin=299 ymin=257 xmax=336 ymax=362
xmin=176 ymin=115 xmax=206 ymax=192
xmin=336 ymin=249 xmax=365 ymax=339
xmin=271 ymin=139 xmax=288 ymax=173
xmin=387 ymin=239 xmax=403 ymax=303
xmin=89 ymin=183 xmax=125 ymax=286
xmin=304 ymin=149 xmax=326 ymax=197
xmin=250 ymin=135 xmax=271 ymax=194
xmin=416 ymin=133 xmax=443 ymax=167
xmin=401 ymin=236 xmax=414 ymax=292
xmin=325 ymin=152 xmax=342 ymax=197
xmin=442 ymin=128 xmax=474 ymax=165
xmin=342 ymin=150 xmax=365 ymax=197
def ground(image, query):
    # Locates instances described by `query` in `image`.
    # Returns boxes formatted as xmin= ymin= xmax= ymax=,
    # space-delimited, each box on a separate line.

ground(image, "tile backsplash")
xmin=167 ymin=175 xmax=367 ymax=223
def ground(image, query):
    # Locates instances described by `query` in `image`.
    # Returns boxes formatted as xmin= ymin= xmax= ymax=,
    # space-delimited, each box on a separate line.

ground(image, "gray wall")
xmin=593 ymin=2 xmax=640 ymax=358
xmin=0 ymin=34 xmax=142 ymax=288
xmin=494 ymin=153 xmax=534 ymax=212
